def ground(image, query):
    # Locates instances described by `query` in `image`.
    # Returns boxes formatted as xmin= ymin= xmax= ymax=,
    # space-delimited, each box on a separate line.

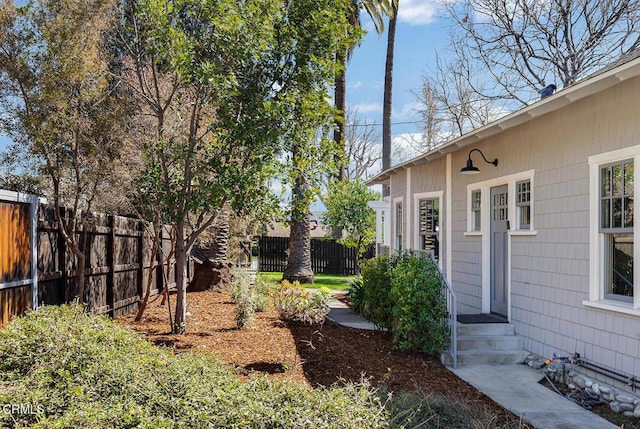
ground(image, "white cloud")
xmin=391 ymin=132 xmax=426 ymax=164
xmin=350 ymin=102 xmax=383 ymax=114
xmin=348 ymin=81 xmax=364 ymax=91
xmin=398 ymin=0 xmax=439 ymax=26
xmin=394 ymin=101 xmax=423 ymax=121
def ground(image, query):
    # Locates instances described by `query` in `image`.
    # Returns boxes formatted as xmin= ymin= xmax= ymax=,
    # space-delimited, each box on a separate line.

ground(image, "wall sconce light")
xmin=460 ymin=149 xmax=498 ymax=175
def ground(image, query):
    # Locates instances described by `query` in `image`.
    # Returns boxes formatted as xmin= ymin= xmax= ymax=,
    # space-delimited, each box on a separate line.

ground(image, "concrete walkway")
xmin=325 ymin=296 xmax=381 ymax=330
xmin=325 ymin=296 xmax=618 ymax=429
xmin=451 ymin=364 xmax=619 ymax=429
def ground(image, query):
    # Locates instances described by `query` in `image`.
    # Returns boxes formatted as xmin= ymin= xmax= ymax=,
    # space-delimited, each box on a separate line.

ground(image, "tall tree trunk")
xmin=332 ymin=52 xmax=348 ymax=240
xmin=188 ymin=204 xmax=233 ymax=292
xmin=173 ymin=221 xmax=188 ymax=333
xmin=382 ymin=3 xmax=398 ymax=197
xmin=334 ymin=51 xmax=347 ymax=182
xmin=283 ymin=157 xmax=314 ymax=284
xmin=210 ymin=203 xmax=231 ymax=261
xmin=283 ymin=213 xmax=314 ymax=284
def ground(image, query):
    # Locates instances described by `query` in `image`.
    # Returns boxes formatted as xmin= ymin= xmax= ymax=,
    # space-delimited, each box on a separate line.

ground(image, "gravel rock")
xmin=618 ymin=394 xmax=636 ymax=404
xmin=610 ymin=401 xmax=621 ymax=413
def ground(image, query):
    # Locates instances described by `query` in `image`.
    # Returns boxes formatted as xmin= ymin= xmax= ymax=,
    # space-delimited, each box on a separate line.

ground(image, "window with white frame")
xmin=395 ymin=201 xmax=403 ymax=251
xmin=516 ymin=180 xmax=531 ymax=230
xmin=600 ymin=160 xmax=634 ymax=302
xmin=418 ymin=198 xmax=439 ymax=257
xmin=586 ymin=147 xmax=640 ymax=313
xmin=471 ymin=190 xmax=481 ymax=231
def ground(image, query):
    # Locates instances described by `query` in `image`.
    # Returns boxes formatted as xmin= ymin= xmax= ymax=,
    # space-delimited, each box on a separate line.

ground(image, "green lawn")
xmin=257 ymin=272 xmax=354 ymax=291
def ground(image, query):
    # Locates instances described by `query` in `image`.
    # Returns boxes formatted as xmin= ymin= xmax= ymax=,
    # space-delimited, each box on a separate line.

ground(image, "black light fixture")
xmin=460 ymin=149 xmax=498 ymax=175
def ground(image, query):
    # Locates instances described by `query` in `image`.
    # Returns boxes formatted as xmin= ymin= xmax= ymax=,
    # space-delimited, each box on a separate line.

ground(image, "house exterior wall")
xmin=389 ymin=170 xmax=407 ymax=251
xmin=386 ymin=73 xmax=640 ymax=389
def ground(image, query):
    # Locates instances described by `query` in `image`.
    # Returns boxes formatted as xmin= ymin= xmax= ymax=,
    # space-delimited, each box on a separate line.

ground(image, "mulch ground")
xmin=118 ymin=289 xmax=526 ymax=426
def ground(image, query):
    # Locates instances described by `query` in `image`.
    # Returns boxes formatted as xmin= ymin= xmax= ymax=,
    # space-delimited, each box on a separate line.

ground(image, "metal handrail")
xmin=377 ymin=243 xmax=390 ymax=256
xmin=411 ymin=249 xmax=458 ymax=369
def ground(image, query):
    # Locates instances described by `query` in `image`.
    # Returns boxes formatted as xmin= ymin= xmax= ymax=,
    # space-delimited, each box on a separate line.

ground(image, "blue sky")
xmin=346 ymin=0 xmax=449 ymax=155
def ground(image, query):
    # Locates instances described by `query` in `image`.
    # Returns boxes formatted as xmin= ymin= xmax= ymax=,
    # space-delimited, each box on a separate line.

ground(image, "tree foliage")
xmin=120 ymin=0 xmax=358 ymax=331
xmin=0 ymin=0 xmax=129 ymax=299
xmin=323 ymin=179 xmax=379 ymax=270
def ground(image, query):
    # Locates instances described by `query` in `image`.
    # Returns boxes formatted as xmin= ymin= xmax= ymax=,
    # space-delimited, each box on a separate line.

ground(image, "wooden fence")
xmin=1 ymin=192 xmax=192 ymax=327
xmin=37 ymin=206 xmax=191 ymax=318
xmin=0 ymin=191 xmax=38 ymax=328
xmin=258 ymin=235 xmax=372 ymax=275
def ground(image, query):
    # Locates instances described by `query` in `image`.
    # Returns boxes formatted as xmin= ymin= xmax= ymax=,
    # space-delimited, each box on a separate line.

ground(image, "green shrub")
xmin=360 ymin=255 xmax=394 ymax=329
xmin=390 ymin=253 xmax=450 ymax=354
xmin=231 ymin=267 xmax=256 ymax=327
xmin=386 ymin=390 xmax=524 ymax=429
xmin=348 ymin=276 xmax=365 ymax=315
xmin=357 ymin=253 xmax=450 ymax=354
xmin=0 ymin=304 xmax=388 ymax=428
xmin=231 ymin=269 xmax=272 ymax=327
xmin=271 ymin=280 xmax=331 ymax=324
xmin=252 ymin=276 xmax=271 ymax=312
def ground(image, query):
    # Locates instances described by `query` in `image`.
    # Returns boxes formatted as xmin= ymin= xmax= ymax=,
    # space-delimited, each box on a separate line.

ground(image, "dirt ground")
xmin=118 ymin=290 xmax=526 ymax=426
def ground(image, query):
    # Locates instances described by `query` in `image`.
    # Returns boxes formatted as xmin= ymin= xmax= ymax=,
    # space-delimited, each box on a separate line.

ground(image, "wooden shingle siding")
xmin=377 ymin=63 xmax=640 ymax=389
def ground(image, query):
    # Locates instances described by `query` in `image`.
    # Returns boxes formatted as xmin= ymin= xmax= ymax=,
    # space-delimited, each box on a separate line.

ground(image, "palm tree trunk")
xmin=334 ymin=51 xmax=347 ymax=182
xmin=283 ymin=152 xmax=314 ymax=284
xmin=283 ymin=213 xmax=314 ymax=284
xmin=382 ymin=2 xmax=398 ymax=197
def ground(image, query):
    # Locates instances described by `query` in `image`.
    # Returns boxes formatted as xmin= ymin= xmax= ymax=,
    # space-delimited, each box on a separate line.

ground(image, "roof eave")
xmin=366 ymin=56 xmax=640 ymax=186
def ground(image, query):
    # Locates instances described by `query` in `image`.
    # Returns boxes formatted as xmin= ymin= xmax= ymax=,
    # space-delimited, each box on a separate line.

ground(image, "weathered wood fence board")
xmin=258 ymin=236 xmax=372 ymax=276
xmin=1 ymin=193 xmax=193 ymax=327
xmin=37 ymin=206 xmax=190 ymax=318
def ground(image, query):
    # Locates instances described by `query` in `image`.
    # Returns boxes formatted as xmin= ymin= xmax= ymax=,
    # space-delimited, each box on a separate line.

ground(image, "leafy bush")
xmin=357 ymin=253 xmax=450 ymax=354
xmin=386 ymin=390 xmax=525 ymax=429
xmin=359 ymin=255 xmax=394 ymax=329
xmin=390 ymin=253 xmax=450 ymax=354
xmin=231 ymin=268 xmax=272 ymax=327
xmin=231 ymin=267 xmax=256 ymax=327
xmin=252 ymin=276 xmax=271 ymax=312
xmin=348 ymin=276 xmax=365 ymax=315
xmin=271 ymin=280 xmax=331 ymax=324
xmin=0 ymin=304 xmax=388 ymax=428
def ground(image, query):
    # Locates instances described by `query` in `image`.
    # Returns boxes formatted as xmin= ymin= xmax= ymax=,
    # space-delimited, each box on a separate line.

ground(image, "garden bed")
xmin=119 ymin=289 xmax=529 ymax=427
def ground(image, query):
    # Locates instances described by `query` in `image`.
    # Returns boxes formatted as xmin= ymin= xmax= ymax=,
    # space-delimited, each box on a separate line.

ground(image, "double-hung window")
xmin=587 ymin=147 xmax=640 ymax=313
xmin=600 ymin=160 xmax=634 ymax=302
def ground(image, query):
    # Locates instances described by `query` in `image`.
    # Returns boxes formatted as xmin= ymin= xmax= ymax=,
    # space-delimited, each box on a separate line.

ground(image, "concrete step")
xmin=457 ymin=322 xmax=515 ymax=337
xmin=443 ymin=348 xmax=529 ymax=366
xmin=443 ymin=322 xmax=528 ymax=367
xmin=457 ymin=334 xmax=524 ymax=351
